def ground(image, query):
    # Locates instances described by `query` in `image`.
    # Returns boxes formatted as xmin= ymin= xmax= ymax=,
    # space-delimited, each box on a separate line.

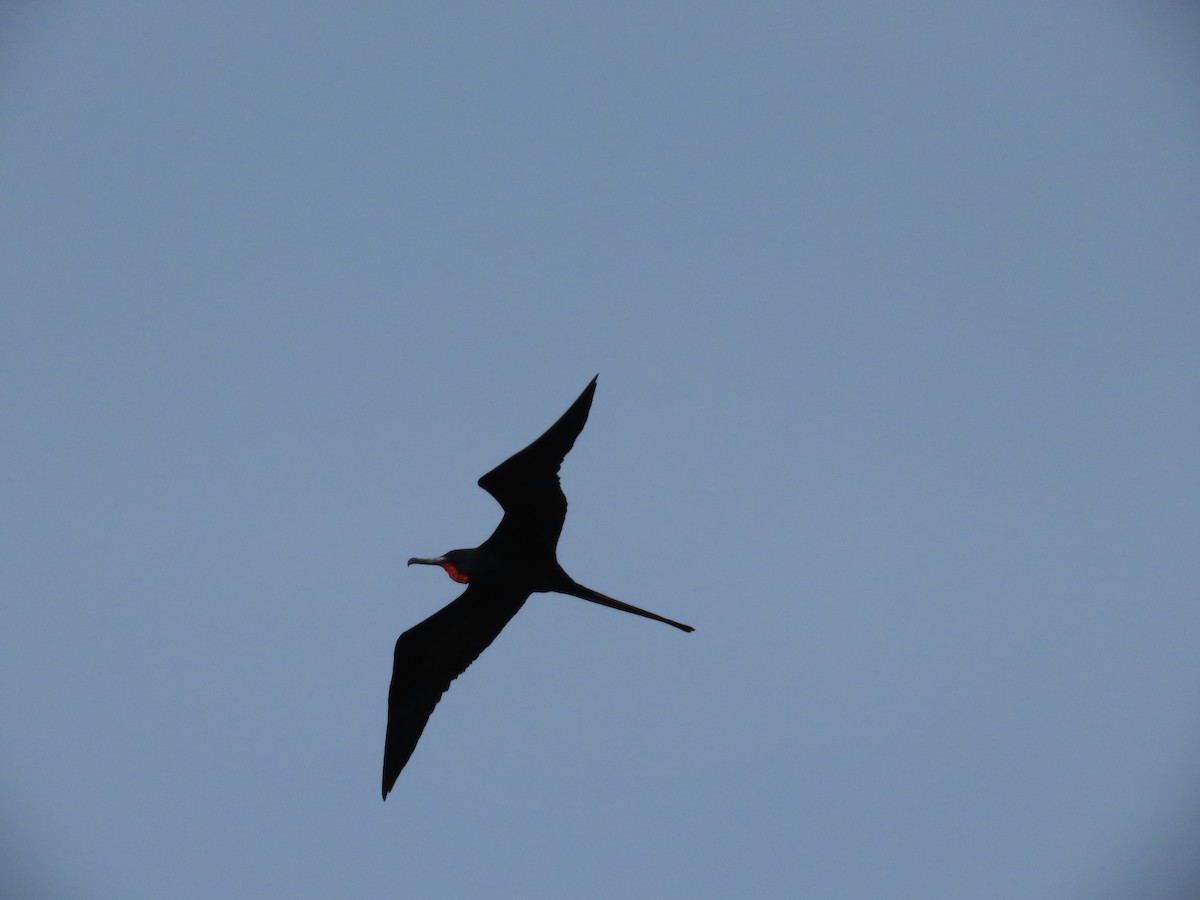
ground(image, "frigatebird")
xmin=382 ymin=375 xmax=692 ymax=799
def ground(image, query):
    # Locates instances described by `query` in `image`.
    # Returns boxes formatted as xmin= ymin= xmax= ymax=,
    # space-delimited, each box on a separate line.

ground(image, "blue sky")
xmin=2 ymin=3 xmax=1198 ymax=898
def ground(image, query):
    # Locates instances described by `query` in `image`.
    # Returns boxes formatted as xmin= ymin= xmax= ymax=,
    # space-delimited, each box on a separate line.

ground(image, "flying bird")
xmin=382 ymin=375 xmax=693 ymax=799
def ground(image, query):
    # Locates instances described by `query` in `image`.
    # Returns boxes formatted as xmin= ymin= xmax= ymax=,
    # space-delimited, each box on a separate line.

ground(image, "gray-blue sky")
xmin=2 ymin=3 xmax=1198 ymax=898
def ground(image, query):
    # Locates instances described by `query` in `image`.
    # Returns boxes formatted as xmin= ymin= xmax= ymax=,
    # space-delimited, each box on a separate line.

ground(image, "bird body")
xmin=382 ymin=376 xmax=692 ymax=800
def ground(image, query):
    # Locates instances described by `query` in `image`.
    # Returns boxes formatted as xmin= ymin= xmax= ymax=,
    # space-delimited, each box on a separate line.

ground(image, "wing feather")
xmin=381 ymin=584 xmax=529 ymax=798
xmin=476 ymin=376 xmax=597 ymax=553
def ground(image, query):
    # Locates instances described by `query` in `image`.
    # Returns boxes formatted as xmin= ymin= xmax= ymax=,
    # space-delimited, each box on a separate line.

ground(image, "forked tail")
xmin=557 ymin=577 xmax=694 ymax=633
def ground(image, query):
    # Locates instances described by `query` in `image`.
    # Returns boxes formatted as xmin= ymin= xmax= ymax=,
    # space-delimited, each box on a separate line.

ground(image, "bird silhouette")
xmin=382 ymin=375 xmax=693 ymax=799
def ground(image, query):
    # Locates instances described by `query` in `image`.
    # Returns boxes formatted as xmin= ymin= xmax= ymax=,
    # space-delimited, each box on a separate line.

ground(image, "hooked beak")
xmin=407 ymin=556 xmax=446 ymax=567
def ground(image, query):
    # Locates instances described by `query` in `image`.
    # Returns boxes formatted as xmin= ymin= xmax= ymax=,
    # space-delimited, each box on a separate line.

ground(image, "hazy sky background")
xmin=3 ymin=3 xmax=1198 ymax=898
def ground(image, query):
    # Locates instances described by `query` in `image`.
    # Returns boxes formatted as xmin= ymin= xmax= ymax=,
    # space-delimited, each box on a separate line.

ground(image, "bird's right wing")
xmin=382 ymin=584 xmax=528 ymax=799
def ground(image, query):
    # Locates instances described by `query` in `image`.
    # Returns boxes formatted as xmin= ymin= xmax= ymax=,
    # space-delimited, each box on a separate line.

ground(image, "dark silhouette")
xmin=382 ymin=375 xmax=693 ymax=799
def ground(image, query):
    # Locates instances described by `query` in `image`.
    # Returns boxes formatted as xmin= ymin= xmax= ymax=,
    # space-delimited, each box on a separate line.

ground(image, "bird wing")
xmin=476 ymin=376 xmax=597 ymax=553
xmin=382 ymin=584 xmax=529 ymax=799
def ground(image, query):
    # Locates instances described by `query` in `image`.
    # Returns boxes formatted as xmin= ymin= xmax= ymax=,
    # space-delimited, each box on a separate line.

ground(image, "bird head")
xmin=407 ymin=548 xmax=474 ymax=584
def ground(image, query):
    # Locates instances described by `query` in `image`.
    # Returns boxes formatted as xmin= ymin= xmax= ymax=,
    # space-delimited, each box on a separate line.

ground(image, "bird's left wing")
xmin=382 ymin=584 xmax=529 ymax=799
xmin=476 ymin=376 xmax=597 ymax=544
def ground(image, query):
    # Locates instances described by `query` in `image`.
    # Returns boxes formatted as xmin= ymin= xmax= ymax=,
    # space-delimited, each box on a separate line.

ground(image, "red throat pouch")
xmin=441 ymin=563 xmax=469 ymax=584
